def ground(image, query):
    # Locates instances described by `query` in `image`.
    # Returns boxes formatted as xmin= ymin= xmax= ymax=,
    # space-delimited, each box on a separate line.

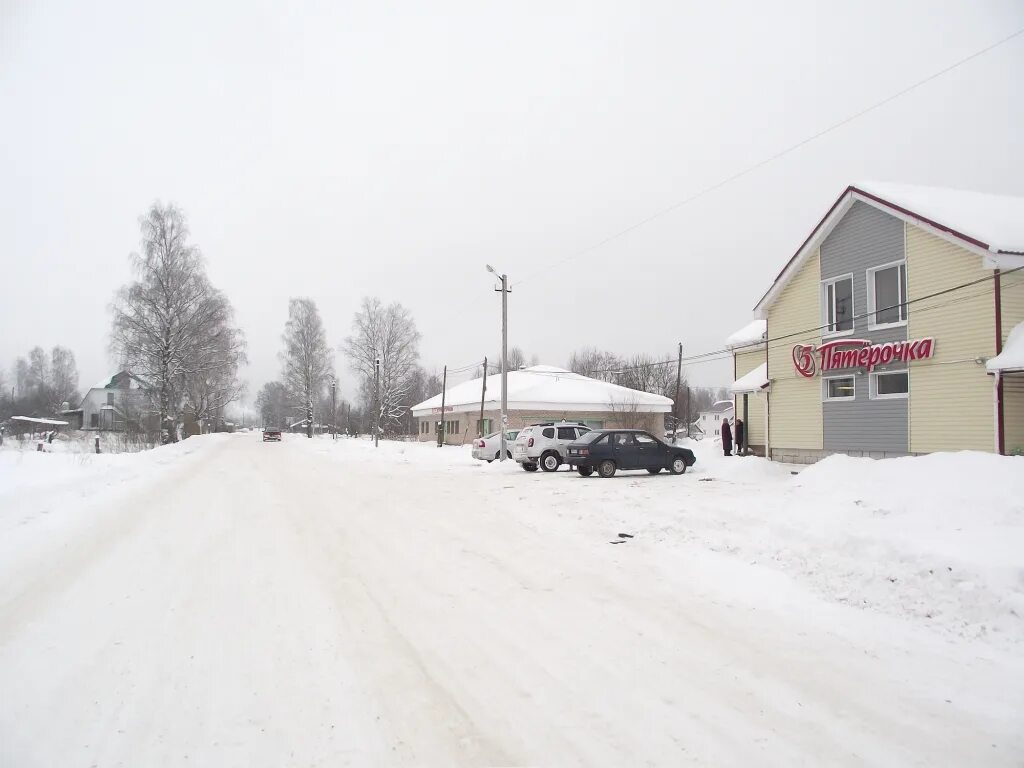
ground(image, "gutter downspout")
xmin=995 ymin=269 xmax=1004 ymax=455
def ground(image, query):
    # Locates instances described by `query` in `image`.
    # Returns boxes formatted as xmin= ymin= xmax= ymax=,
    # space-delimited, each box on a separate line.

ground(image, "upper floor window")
xmin=106 ymin=392 xmax=114 ymax=405
xmin=823 ymin=275 xmax=854 ymax=335
xmin=868 ymin=261 xmax=907 ymax=328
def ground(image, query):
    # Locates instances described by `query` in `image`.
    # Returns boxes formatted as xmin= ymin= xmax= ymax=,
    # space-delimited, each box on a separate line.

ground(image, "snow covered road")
xmin=1 ymin=433 xmax=1022 ymax=766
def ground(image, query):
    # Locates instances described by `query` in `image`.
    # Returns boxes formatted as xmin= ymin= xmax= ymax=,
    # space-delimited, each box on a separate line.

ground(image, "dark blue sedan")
xmin=566 ymin=429 xmax=696 ymax=478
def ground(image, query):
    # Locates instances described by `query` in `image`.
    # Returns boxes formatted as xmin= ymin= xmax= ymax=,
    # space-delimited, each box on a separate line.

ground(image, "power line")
xmin=513 ymin=27 xmax=1024 ymax=288
xmin=524 ymin=266 xmax=1024 ymax=377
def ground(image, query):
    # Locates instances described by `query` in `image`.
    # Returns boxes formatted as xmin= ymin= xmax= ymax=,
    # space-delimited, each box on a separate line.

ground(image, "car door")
xmin=612 ymin=432 xmax=639 ymax=469
xmin=634 ymin=432 xmax=662 ymax=469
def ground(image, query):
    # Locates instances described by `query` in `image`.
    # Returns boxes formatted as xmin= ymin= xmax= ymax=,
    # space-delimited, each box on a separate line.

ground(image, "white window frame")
xmin=869 ymin=370 xmax=909 ymax=400
xmin=866 ymin=260 xmax=908 ymax=331
xmin=822 ymin=374 xmax=856 ymax=402
xmin=821 ymin=273 xmax=855 ymax=338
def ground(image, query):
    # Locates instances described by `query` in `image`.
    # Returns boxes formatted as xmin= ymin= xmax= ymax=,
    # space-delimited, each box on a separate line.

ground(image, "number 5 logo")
xmin=792 ymin=344 xmax=817 ymax=378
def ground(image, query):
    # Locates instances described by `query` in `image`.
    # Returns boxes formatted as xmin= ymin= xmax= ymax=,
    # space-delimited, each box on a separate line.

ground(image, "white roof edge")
xmin=412 ymin=400 xmax=672 ymax=416
xmin=754 ymin=184 xmax=1017 ymax=316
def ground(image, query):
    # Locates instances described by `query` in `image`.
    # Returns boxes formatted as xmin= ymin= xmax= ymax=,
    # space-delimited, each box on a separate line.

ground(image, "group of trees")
xmin=260 ymin=295 xmax=426 ymax=439
xmin=567 ymin=346 xmax=730 ymax=432
xmin=0 ymin=345 xmax=80 ymax=422
xmin=110 ymin=203 xmax=246 ymax=442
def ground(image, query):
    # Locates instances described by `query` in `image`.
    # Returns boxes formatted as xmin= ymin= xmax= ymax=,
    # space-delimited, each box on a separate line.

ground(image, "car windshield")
xmin=576 ymin=431 xmax=605 ymax=444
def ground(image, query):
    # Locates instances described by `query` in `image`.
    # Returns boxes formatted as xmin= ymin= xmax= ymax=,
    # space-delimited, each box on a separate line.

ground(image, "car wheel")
xmin=669 ymin=456 xmax=687 ymax=475
xmin=506 ymin=450 xmax=513 ymax=460
xmin=598 ymin=459 xmax=617 ymax=478
xmin=522 ymin=463 xmax=538 ymax=472
xmin=578 ymin=466 xmax=594 ymax=477
xmin=494 ymin=451 xmax=501 ymax=461
xmin=647 ymin=467 xmax=661 ymax=474
xmin=540 ymin=452 xmax=561 ymax=472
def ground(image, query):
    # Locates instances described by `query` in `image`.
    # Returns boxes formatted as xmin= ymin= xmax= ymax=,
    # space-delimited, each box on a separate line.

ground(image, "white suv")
xmin=512 ymin=422 xmax=591 ymax=472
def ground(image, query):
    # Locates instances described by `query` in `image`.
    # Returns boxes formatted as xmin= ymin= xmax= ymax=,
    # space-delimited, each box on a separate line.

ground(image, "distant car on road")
xmin=567 ymin=429 xmax=696 ymax=478
xmin=262 ymin=429 xmax=282 ymax=442
xmin=472 ymin=430 xmax=521 ymax=462
xmin=512 ymin=422 xmax=591 ymax=472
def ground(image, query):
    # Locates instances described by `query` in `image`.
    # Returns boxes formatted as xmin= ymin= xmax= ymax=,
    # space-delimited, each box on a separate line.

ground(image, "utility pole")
xmin=330 ymin=378 xmax=337 ymax=440
xmin=487 ymin=265 xmax=510 ymax=461
xmin=674 ymin=342 xmax=682 ymax=443
xmin=479 ymin=356 xmax=488 ymax=436
xmin=685 ymin=385 xmax=691 ymax=439
xmin=374 ymin=357 xmax=380 ymax=448
xmin=438 ymin=365 xmax=447 ymax=447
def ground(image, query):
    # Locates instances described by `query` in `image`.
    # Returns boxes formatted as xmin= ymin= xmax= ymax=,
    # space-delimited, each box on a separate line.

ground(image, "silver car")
xmin=512 ymin=422 xmax=591 ymax=472
xmin=471 ymin=430 xmax=521 ymax=462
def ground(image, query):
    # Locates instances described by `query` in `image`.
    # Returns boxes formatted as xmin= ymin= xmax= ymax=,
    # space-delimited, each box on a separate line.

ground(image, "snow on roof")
xmin=731 ymin=362 xmax=769 ymax=394
xmin=91 ymin=374 xmax=116 ymax=389
xmin=755 ymin=182 xmax=1024 ymax=315
xmin=856 ymin=182 xmax=1024 ymax=255
xmin=988 ymin=322 xmax=1024 ymax=373
xmin=411 ymin=365 xmax=673 ymax=415
xmin=725 ymin=319 xmax=767 ymax=350
xmin=11 ymin=416 xmax=70 ymax=426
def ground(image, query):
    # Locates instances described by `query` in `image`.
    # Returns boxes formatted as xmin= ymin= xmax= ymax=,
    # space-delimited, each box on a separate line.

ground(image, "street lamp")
xmin=374 ymin=357 xmax=381 ymax=448
xmin=486 ymin=264 xmax=510 ymax=462
xmin=330 ymin=377 xmax=337 ymax=441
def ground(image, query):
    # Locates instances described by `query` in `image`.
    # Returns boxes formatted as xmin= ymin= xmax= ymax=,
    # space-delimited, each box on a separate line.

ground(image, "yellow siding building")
xmin=737 ymin=183 xmax=1024 ymax=463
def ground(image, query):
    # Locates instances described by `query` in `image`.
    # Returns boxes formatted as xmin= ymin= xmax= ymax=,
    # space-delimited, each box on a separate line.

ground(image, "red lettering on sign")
xmin=793 ymin=338 xmax=936 ymax=376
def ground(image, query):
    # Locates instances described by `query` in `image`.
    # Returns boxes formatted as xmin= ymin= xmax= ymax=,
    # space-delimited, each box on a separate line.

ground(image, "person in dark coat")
xmin=734 ymin=418 xmax=744 ymax=456
xmin=721 ymin=417 xmax=733 ymax=456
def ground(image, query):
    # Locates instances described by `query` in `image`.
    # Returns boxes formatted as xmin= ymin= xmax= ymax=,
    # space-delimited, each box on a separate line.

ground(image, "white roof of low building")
xmin=11 ymin=416 xmax=69 ymax=426
xmin=411 ymin=365 xmax=673 ymax=415
xmin=988 ymin=322 xmax=1024 ymax=373
xmin=725 ymin=319 xmax=767 ymax=350
xmin=731 ymin=362 xmax=770 ymax=394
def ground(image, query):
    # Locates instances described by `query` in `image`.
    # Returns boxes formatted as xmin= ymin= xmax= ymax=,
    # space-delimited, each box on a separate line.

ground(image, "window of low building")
xmin=823 ymin=275 xmax=854 ymax=334
xmin=868 ymin=262 xmax=907 ymax=327
xmin=870 ymin=370 xmax=909 ymax=399
xmin=824 ymin=375 xmax=856 ymax=401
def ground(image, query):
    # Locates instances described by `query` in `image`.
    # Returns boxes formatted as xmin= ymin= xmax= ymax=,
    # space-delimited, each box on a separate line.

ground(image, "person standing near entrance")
xmin=734 ymin=418 xmax=744 ymax=456
xmin=721 ymin=417 xmax=733 ymax=457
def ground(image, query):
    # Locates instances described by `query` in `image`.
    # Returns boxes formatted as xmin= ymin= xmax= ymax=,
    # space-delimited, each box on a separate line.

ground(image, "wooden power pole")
xmin=438 ymin=365 xmax=447 ymax=447
xmin=674 ymin=342 xmax=682 ymax=441
xmin=479 ymin=357 xmax=488 ymax=436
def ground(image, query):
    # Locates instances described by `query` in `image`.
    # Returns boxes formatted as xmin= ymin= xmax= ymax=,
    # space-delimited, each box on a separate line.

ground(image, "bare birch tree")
xmin=280 ymin=298 xmax=334 ymax=438
xmin=255 ymin=381 xmax=290 ymax=430
xmin=568 ymin=347 xmax=623 ymax=382
xmin=342 ymin=297 xmax=421 ymax=438
xmin=111 ymin=203 xmax=245 ymax=442
xmin=49 ymin=346 xmax=80 ymax=412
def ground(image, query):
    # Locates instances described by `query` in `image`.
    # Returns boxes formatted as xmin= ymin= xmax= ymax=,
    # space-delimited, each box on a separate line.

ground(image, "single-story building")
xmin=410 ymin=365 xmax=673 ymax=444
xmin=732 ymin=182 xmax=1024 ymax=463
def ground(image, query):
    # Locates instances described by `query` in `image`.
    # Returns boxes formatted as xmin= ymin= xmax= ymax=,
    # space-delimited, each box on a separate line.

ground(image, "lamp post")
xmin=486 ymin=264 xmax=510 ymax=462
xmin=330 ymin=377 xmax=337 ymax=440
xmin=374 ymin=357 xmax=381 ymax=448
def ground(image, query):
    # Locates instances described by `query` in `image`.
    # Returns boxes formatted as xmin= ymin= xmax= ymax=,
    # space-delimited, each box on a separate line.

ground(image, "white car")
xmin=471 ymin=430 xmax=521 ymax=463
xmin=512 ymin=422 xmax=591 ymax=472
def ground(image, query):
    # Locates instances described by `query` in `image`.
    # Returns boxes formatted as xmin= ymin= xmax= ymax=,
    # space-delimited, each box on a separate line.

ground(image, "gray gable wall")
xmin=819 ymin=201 xmax=909 ymax=454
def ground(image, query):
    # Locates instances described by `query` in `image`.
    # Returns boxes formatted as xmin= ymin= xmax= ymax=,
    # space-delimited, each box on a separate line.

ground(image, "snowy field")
xmin=1 ymin=432 xmax=1022 ymax=766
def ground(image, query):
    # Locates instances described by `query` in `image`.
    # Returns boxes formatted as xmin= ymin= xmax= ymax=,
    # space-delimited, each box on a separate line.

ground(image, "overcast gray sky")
xmin=2 ymin=0 xmax=1023 ymax=405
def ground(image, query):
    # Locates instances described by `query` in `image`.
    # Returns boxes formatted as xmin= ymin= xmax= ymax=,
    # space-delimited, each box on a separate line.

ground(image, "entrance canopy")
xmin=731 ymin=363 xmax=769 ymax=394
xmin=988 ymin=322 xmax=1024 ymax=374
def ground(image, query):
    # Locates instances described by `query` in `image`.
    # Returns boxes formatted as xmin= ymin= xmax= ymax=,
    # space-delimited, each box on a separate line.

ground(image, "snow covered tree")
xmin=111 ymin=202 xmax=245 ymax=442
xmin=255 ymin=381 xmax=290 ymax=430
xmin=342 ymin=297 xmax=421 ymax=438
xmin=49 ymin=346 xmax=80 ymax=413
xmin=280 ymin=298 xmax=334 ymax=438
xmin=568 ymin=347 xmax=623 ymax=382
xmin=26 ymin=346 xmax=49 ymax=398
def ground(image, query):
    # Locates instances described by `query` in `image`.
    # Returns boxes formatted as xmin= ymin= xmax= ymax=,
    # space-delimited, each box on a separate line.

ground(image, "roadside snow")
xmin=2 ymin=433 xmax=1023 ymax=765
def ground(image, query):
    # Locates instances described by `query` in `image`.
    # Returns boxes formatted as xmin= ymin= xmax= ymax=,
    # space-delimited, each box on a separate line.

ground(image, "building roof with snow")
xmin=755 ymin=183 xmax=1024 ymax=315
xmin=988 ymin=322 xmax=1024 ymax=374
xmin=725 ymin=319 xmax=767 ymax=351
xmin=410 ymin=365 xmax=673 ymax=415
